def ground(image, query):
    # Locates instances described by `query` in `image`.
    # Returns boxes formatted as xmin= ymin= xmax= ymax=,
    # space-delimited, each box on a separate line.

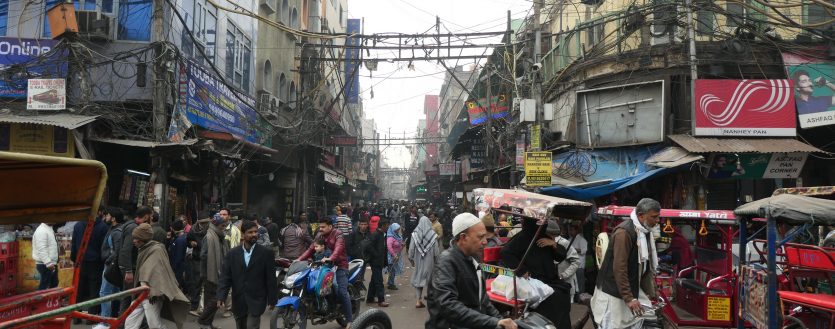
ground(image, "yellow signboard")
xmin=0 ymin=123 xmax=75 ymax=157
xmin=706 ymin=296 xmax=731 ymax=321
xmin=530 ymin=124 xmax=541 ymax=151
xmin=525 ymin=151 xmax=552 ymax=186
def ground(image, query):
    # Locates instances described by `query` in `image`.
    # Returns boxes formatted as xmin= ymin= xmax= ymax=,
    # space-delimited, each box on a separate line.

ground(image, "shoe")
xmin=387 ymin=285 xmax=398 ymax=290
xmin=222 ymin=311 xmax=232 ymax=318
xmin=378 ymin=302 xmax=390 ymax=307
xmin=415 ymin=301 xmax=425 ymax=308
xmin=189 ymin=310 xmax=200 ymax=317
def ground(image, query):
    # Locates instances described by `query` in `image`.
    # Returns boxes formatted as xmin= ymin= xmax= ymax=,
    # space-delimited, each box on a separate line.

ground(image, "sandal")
xmin=416 ymin=301 xmax=426 ymax=308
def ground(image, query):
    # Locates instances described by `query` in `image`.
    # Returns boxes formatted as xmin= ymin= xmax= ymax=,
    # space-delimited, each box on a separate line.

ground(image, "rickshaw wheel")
xmin=782 ymin=315 xmax=808 ymax=329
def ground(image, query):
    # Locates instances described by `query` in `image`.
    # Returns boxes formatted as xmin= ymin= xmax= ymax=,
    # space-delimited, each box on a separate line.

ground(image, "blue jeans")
xmin=387 ymin=266 xmax=396 ymax=286
xmin=36 ymin=264 xmax=58 ymax=290
xmin=336 ymin=268 xmax=352 ymax=323
xmin=99 ymin=269 xmax=121 ymax=318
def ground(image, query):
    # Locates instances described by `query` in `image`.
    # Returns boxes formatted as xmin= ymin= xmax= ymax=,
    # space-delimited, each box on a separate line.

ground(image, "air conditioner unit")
xmin=76 ymin=10 xmax=113 ymax=41
xmin=260 ymin=0 xmax=277 ymax=14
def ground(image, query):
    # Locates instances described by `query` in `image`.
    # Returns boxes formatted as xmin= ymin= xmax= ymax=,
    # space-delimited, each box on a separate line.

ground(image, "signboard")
xmin=706 ymin=296 xmax=731 ymax=321
xmin=577 ymin=80 xmax=665 ymax=147
xmin=27 ymin=79 xmax=65 ymax=110
xmin=0 ymin=38 xmax=65 ymax=99
xmin=178 ymin=59 xmax=265 ymax=143
xmin=425 ymin=170 xmax=439 ymax=177
xmin=324 ymin=171 xmax=345 ymax=185
xmin=741 ymin=266 xmax=769 ymax=329
xmin=326 ymin=135 xmax=358 ymax=146
xmin=470 ymin=143 xmax=486 ymax=169
xmin=515 ymin=133 xmax=525 ymax=170
xmin=782 ymin=52 xmax=835 ymax=128
xmin=706 ymin=153 xmax=807 ymax=179
xmin=524 ymin=152 xmax=552 ymax=186
xmin=0 ymin=123 xmax=74 ymax=157
xmin=530 ymin=124 xmax=541 ymax=150
xmin=344 ymin=19 xmax=362 ymax=104
xmin=694 ymin=79 xmax=797 ymax=136
xmin=439 ymin=162 xmax=460 ymax=176
xmin=416 ymin=186 xmax=427 ymax=193
xmin=467 ymin=94 xmax=510 ymax=125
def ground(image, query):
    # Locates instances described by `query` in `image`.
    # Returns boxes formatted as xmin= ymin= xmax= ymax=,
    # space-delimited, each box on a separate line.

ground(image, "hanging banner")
xmin=694 ymin=79 xmax=796 ymax=136
xmin=515 ymin=133 xmax=526 ymax=170
xmin=0 ymin=38 xmax=65 ymax=99
xmin=530 ymin=124 xmax=541 ymax=150
xmin=467 ymin=94 xmax=510 ymax=126
xmin=525 ymin=151 xmax=552 ymax=186
xmin=27 ymin=79 xmax=65 ymax=110
xmin=782 ymin=51 xmax=835 ymax=128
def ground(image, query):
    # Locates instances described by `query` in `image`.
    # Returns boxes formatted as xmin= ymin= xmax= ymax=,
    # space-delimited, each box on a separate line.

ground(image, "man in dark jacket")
xmin=118 ymin=206 xmax=153 ymax=315
xmin=365 ymin=219 xmax=389 ymax=306
xmin=186 ymin=217 xmax=208 ymax=315
xmin=426 ymin=213 xmax=516 ymax=329
xmin=98 ymin=207 xmax=125 ymax=321
xmin=217 ymin=221 xmax=277 ymax=329
xmin=70 ymin=209 xmax=109 ymax=322
xmin=168 ymin=220 xmax=188 ymax=289
xmin=501 ymin=219 xmax=571 ymax=329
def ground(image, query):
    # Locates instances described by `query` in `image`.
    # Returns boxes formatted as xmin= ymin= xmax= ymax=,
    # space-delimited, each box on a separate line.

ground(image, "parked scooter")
xmin=272 ymin=259 xmax=365 ymax=329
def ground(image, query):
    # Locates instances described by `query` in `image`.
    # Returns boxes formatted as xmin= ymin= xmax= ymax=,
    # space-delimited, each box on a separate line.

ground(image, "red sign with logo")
xmin=694 ymin=79 xmax=796 ymax=136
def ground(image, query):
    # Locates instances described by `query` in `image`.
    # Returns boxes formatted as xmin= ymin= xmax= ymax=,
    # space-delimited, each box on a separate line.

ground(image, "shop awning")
xmin=0 ymin=113 xmax=97 ymax=129
xmin=668 ymin=135 xmax=822 ymax=153
xmin=644 ymin=146 xmax=704 ymax=168
xmin=91 ymin=137 xmax=198 ymax=148
xmin=198 ymin=131 xmax=279 ymax=155
xmin=539 ymin=167 xmax=672 ymax=201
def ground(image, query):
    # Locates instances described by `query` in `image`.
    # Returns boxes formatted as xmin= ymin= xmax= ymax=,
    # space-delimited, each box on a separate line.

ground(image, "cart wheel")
xmin=782 ymin=315 xmax=807 ymax=329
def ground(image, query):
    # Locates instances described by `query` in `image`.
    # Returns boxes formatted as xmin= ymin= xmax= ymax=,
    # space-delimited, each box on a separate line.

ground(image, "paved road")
xmin=72 ymin=263 xmax=595 ymax=329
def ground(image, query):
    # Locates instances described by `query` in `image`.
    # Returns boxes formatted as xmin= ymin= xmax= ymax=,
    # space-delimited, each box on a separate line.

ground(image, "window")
xmin=191 ymin=1 xmax=217 ymax=64
xmin=281 ymin=0 xmax=289 ymax=24
xmin=697 ymin=9 xmax=715 ymax=35
xmin=43 ymin=0 xmax=62 ymax=37
xmin=118 ymin=0 xmax=152 ymax=41
xmin=0 ymin=1 xmax=8 ymax=36
xmin=807 ymin=4 xmax=835 ymax=32
xmin=74 ymin=0 xmax=114 ymax=12
xmin=726 ymin=2 xmax=745 ymax=30
xmin=278 ymin=73 xmax=287 ymax=101
xmin=289 ymin=81 xmax=296 ymax=108
xmin=263 ymin=60 xmax=272 ymax=91
xmin=226 ymin=22 xmax=252 ymax=92
xmin=291 ymin=7 xmax=299 ymax=29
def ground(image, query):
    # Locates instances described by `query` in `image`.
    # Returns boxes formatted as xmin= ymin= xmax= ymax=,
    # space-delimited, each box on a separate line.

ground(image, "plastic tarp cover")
xmin=539 ymin=167 xmax=670 ymax=201
xmin=734 ymin=194 xmax=835 ymax=224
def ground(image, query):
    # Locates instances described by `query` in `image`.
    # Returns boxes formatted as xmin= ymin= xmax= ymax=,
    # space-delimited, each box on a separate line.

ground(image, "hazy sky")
xmin=347 ymin=0 xmax=531 ymax=168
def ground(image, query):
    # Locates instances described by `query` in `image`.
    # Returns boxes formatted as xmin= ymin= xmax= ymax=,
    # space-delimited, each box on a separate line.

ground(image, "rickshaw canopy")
xmin=734 ymin=194 xmax=835 ymax=225
xmin=472 ymin=188 xmax=592 ymax=220
xmin=0 ymin=151 xmax=107 ymax=225
xmin=597 ymin=205 xmax=737 ymax=222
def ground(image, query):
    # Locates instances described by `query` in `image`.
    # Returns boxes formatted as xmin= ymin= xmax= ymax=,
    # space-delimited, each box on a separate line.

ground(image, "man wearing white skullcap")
xmin=426 ymin=213 xmax=517 ymax=329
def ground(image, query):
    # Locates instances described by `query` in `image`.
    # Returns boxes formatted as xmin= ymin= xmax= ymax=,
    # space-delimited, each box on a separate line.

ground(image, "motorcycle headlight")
xmin=284 ymin=272 xmax=302 ymax=288
xmin=546 ymin=325 xmax=556 ymax=329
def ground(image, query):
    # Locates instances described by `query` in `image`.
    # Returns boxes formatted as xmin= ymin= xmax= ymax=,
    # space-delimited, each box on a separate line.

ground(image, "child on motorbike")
xmin=312 ymin=238 xmax=332 ymax=262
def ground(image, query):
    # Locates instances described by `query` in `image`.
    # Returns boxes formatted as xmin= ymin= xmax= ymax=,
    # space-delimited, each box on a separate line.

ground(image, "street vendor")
xmin=591 ymin=198 xmax=661 ymax=329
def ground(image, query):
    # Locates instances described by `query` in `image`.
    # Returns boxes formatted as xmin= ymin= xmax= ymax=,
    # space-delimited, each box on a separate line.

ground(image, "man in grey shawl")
xmin=408 ymin=216 xmax=440 ymax=308
xmin=126 ymin=223 xmax=190 ymax=329
xmin=197 ymin=214 xmax=231 ymax=329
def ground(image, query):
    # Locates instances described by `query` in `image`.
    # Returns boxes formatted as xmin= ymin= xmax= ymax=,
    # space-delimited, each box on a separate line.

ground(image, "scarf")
xmin=630 ymin=209 xmax=658 ymax=271
xmin=411 ymin=217 xmax=438 ymax=257
xmin=387 ymin=223 xmax=403 ymax=242
xmin=136 ymin=241 xmax=189 ymax=329
xmin=205 ymin=224 xmax=228 ymax=284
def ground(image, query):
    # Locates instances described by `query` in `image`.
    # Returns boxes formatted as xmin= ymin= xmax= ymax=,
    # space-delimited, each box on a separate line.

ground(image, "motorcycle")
xmin=272 ymin=259 xmax=365 ymax=329
xmin=275 ymin=257 xmax=292 ymax=299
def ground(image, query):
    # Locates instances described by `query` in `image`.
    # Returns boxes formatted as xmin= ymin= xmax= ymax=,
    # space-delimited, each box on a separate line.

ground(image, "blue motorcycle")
xmin=272 ymin=259 xmax=365 ymax=329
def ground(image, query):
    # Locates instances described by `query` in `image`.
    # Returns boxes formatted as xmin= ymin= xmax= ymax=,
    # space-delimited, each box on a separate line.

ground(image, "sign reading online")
xmin=0 ymin=38 xmax=65 ymax=99
xmin=694 ymin=79 xmax=797 ymax=136
xmin=179 ymin=59 xmax=262 ymax=143
xmin=525 ymin=152 xmax=552 ymax=186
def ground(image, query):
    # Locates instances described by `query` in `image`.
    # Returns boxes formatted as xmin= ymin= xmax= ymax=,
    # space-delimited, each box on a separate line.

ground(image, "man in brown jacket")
xmin=591 ymin=198 xmax=661 ymax=329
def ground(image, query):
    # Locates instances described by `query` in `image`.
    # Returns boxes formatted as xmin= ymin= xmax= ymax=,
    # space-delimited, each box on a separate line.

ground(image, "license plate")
xmin=281 ymin=289 xmax=290 ymax=294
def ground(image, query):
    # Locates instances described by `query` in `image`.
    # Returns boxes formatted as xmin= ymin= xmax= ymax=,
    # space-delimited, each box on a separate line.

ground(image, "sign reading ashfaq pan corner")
xmin=694 ymin=79 xmax=797 ymax=136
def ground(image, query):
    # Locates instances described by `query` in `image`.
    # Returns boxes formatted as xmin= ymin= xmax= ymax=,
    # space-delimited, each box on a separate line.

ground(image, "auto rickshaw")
xmin=595 ymin=206 xmax=739 ymax=328
xmin=735 ymin=194 xmax=835 ymax=329
xmin=472 ymin=188 xmax=593 ymax=328
xmin=0 ymin=151 xmax=149 ymax=328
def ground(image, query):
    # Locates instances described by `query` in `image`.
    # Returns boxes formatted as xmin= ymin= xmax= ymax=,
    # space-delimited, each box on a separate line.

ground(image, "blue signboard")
xmin=179 ymin=59 xmax=263 ymax=143
xmin=0 ymin=38 xmax=65 ymax=98
xmin=344 ymin=19 xmax=361 ymax=104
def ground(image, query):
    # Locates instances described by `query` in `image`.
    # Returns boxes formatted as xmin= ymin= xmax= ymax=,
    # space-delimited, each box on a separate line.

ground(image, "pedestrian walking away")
xmin=408 ymin=216 xmax=439 ymax=308
xmin=385 ymin=223 xmax=404 ymax=290
xmin=33 ymin=222 xmax=59 ymax=290
xmin=197 ymin=214 xmax=232 ymax=328
xmin=216 ymin=220 xmax=278 ymax=329
xmin=96 ymin=207 xmax=126 ymax=328
xmin=70 ymin=210 xmax=109 ymax=323
xmin=592 ymin=198 xmax=661 ymax=329
xmin=426 ymin=213 xmax=517 ymax=329
xmin=280 ymin=212 xmax=313 ymax=260
xmin=365 ymin=219 xmax=390 ymax=307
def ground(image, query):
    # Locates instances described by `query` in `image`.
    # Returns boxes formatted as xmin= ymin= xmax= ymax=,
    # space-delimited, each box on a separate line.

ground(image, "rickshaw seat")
xmin=778 ymin=291 xmax=835 ymax=311
xmin=675 ymin=278 xmax=725 ymax=295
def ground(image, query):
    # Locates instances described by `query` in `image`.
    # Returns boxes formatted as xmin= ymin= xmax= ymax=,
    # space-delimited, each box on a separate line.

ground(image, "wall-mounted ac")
xmin=76 ymin=10 xmax=113 ymax=41
xmin=260 ymin=0 xmax=277 ymax=15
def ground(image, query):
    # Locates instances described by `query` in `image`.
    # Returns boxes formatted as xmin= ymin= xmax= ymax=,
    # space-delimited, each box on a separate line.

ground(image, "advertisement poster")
xmin=467 ymin=94 xmax=510 ymax=125
xmin=0 ymin=123 xmax=74 ymax=157
xmin=706 ymin=153 xmax=807 ymax=179
xmin=439 ymin=162 xmax=460 ymax=176
xmin=525 ymin=151 xmax=552 ymax=186
xmin=782 ymin=52 xmax=835 ymax=128
xmin=530 ymin=124 xmax=541 ymax=150
xmin=694 ymin=79 xmax=796 ymax=136
xmin=470 ymin=143 xmax=486 ymax=169
xmin=0 ymin=38 xmax=65 ymax=98
xmin=515 ymin=133 xmax=525 ymax=170
xmin=178 ymin=59 xmax=265 ymax=144
xmin=27 ymin=79 xmax=65 ymax=110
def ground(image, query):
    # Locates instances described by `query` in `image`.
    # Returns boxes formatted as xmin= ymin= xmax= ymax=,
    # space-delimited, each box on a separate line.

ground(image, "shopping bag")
xmin=527 ymin=277 xmax=555 ymax=308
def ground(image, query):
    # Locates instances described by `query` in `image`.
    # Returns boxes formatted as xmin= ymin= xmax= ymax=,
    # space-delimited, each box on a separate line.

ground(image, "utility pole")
xmin=532 ymin=0 xmax=544 ymax=152
xmin=152 ymin=0 xmax=169 ymax=225
xmin=685 ymin=0 xmax=699 ymax=135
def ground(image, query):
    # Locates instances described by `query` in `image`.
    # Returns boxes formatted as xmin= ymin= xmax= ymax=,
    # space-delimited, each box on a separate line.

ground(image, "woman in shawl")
xmin=386 ymin=223 xmax=404 ymax=290
xmin=408 ymin=217 xmax=439 ymax=308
